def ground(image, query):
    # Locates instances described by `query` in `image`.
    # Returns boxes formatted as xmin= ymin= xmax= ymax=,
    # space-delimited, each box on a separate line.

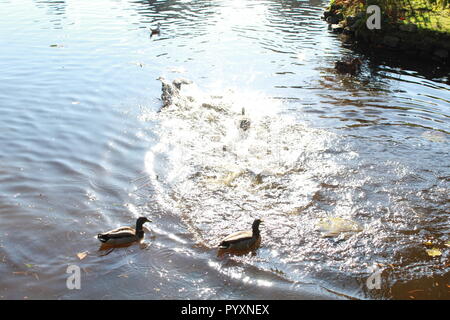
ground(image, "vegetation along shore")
xmin=323 ymin=0 xmax=450 ymax=63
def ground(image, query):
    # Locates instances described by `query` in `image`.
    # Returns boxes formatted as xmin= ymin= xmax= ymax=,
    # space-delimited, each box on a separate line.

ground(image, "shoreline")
xmin=322 ymin=1 xmax=450 ymax=65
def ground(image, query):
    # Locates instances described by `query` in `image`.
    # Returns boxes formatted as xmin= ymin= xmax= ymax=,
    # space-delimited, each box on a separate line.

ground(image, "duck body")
xmin=97 ymin=217 xmax=151 ymax=247
xmin=238 ymin=108 xmax=251 ymax=132
xmin=335 ymin=58 xmax=362 ymax=75
xmin=157 ymin=77 xmax=192 ymax=110
xmin=217 ymin=219 xmax=262 ymax=257
xmin=150 ymin=23 xmax=161 ymax=35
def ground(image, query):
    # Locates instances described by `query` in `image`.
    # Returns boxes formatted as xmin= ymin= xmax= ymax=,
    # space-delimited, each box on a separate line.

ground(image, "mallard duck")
xmin=335 ymin=58 xmax=362 ymax=75
xmin=217 ymin=219 xmax=263 ymax=257
xmin=238 ymin=107 xmax=251 ymax=132
xmin=157 ymin=77 xmax=192 ymax=110
xmin=97 ymin=217 xmax=151 ymax=247
xmin=149 ymin=23 xmax=161 ymax=36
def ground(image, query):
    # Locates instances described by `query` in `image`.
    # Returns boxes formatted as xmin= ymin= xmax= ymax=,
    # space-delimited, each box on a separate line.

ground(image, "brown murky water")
xmin=0 ymin=0 xmax=449 ymax=300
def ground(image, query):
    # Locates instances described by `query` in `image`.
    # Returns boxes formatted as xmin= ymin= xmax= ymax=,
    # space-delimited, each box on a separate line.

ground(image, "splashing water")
xmin=138 ymin=78 xmax=450 ymax=298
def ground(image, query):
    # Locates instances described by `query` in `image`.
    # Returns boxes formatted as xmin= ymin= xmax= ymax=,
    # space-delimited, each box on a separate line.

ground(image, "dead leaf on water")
xmin=426 ymin=248 xmax=442 ymax=257
xmin=77 ymin=251 xmax=88 ymax=260
xmin=445 ymin=241 xmax=450 ymax=247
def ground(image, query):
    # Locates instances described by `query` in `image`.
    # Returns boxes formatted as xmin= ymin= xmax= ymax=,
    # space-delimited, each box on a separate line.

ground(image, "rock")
xmin=355 ymin=11 xmax=366 ymax=19
xmin=349 ymin=21 xmax=360 ymax=31
xmin=382 ymin=35 xmax=400 ymax=48
xmin=419 ymin=39 xmax=434 ymax=53
xmin=399 ymin=23 xmax=418 ymax=32
xmin=331 ymin=24 xmax=344 ymax=33
xmin=441 ymin=40 xmax=450 ymax=51
xmin=326 ymin=15 xmax=340 ymax=25
xmin=346 ymin=15 xmax=357 ymax=25
xmin=323 ymin=10 xmax=332 ymax=19
xmin=434 ymin=49 xmax=448 ymax=59
xmin=343 ymin=27 xmax=353 ymax=35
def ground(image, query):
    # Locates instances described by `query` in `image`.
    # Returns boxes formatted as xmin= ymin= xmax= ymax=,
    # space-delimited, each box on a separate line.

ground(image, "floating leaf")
xmin=24 ymin=263 xmax=33 ymax=268
xmin=77 ymin=251 xmax=88 ymax=260
xmin=445 ymin=241 xmax=450 ymax=248
xmin=423 ymin=241 xmax=433 ymax=246
xmin=426 ymin=248 xmax=442 ymax=257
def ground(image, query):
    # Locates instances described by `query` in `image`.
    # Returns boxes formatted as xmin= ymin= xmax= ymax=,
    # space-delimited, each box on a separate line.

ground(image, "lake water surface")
xmin=0 ymin=0 xmax=449 ymax=300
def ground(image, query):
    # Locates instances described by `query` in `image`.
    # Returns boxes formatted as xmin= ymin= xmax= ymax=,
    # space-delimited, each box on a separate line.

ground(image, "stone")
xmin=399 ymin=23 xmax=418 ymax=32
xmin=346 ymin=15 xmax=357 ymax=25
xmin=434 ymin=49 xmax=448 ymax=59
xmin=326 ymin=15 xmax=340 ymax=24
xmin=331 ymin=24 xmax=344 ymax=33
xmin=382 ymin=35 xmax=400 ymax=48
xmin=343 ymin=27 xmax=353 ymax=35
xmin=323 ymin=10 xmax=332 ymax=19
xmin=350 ymin=21 xmax=360 ymax=31
xmin=355 ymin=11 xmax=366 ymax=19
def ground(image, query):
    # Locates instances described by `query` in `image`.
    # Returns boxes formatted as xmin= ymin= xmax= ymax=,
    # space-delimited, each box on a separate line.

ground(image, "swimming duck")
xmin=149 ymin=23 xmax=161 ymax=36
xmin=217 ymin=219 xmax=263 ymax=257
xmin=97 ymin=217 xmax=151 ymax=247
xmin=238 ymin=107 xmax=251 ymax=132
xmin=157 ymin=77 xmax=192 ymax=110
xmin=335 ymin=58 xmax=362 ymax=75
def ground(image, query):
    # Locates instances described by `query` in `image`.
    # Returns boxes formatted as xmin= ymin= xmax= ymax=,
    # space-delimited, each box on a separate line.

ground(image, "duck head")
xmin=136 ymin=216 xmax=152 ymax=231
xmin=252 ymin=218 xmax=263 ymax=235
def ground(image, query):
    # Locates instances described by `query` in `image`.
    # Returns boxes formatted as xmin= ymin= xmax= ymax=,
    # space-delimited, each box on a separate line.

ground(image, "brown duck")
xmin=97 ymin=217 xmax=151 ymax=248
xmin=217 ymin=219 xmax=263 ymax=257
xmin=335 ymin=58 xmax=362 ymax=75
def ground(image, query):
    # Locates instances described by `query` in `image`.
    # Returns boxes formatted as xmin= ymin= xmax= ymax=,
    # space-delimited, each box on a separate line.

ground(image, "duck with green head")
xmin=97 ymin=217 xmax=151 ymax=247
xmin=217 ymin=218 xmax=263 ymax=257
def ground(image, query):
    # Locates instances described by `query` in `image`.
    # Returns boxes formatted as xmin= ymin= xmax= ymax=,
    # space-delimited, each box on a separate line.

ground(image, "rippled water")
xmin=0 ymin=0 xmax=449 ymax=300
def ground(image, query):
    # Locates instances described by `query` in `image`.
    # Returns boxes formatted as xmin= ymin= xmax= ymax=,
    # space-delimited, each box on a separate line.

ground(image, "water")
xmin=0 ymin=0 xmax=448 ymax=300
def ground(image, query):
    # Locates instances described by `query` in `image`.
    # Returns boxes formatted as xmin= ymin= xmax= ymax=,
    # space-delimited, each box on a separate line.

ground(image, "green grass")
xmin=329 ymin=0 xmax=450 ymax=34
xmin=400 ymin=0 xmax=450 ymax=33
